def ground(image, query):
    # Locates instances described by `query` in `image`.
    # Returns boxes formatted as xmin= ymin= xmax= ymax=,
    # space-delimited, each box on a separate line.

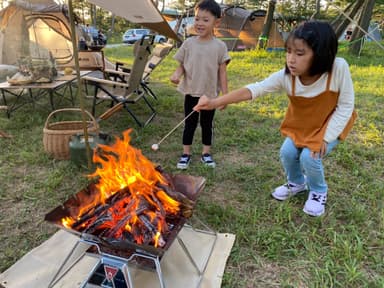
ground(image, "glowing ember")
xmin=60 ymin=129 xmax=186 ymax=248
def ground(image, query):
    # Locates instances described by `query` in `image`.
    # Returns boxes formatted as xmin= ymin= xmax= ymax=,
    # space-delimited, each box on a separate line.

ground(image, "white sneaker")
xmin=271 ymin=182 xmax=307 ymax=201
xmin=177 ymin=154 xmax=191 ymax=169
xmin=201 ymin=153 xmax=216 ymax=168
xmin=303 ymin=191 xmax=327 ymax=216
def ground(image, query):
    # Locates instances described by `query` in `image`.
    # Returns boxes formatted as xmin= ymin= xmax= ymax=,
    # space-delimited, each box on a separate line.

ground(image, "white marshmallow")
xmin=151 ymin=143 xmax=159 ymax=151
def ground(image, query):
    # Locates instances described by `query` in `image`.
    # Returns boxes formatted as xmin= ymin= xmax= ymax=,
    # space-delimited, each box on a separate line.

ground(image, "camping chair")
xmin=113 ymin=42 xmax=173 ymax=100
xmin=141 ymin=42 xmax=173 ymax=100
xmin=82 ymin=35 xmax=156 ymax=127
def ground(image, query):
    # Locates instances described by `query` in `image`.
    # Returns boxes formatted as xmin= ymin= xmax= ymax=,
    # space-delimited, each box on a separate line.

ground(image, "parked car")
xmin=81 ymin=25 xmax=107 ymax=46
xmin=122 ymin=29 xmax=166 ymax=44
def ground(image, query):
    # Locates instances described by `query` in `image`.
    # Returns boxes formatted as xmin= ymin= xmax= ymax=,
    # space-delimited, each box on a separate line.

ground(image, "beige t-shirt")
xmin=174 ymin=36 xmax=230 ymax=98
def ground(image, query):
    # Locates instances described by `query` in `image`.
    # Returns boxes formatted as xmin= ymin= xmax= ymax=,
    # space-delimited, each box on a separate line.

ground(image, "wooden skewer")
xmin=155 ymin=110 xmax=196 ymax=147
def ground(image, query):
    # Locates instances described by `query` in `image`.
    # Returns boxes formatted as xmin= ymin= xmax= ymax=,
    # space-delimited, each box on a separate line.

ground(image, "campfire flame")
xmin=61 ymin=129 xmax=182 ymax=247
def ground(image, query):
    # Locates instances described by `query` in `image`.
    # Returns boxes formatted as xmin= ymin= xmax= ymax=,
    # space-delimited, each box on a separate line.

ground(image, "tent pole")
xmin=67 ymin=0 xmax=92 ymax=170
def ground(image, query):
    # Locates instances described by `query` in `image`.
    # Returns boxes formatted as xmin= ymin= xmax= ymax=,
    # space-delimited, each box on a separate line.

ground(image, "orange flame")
xmin=89 ymin=129 xmax=167 ymax=203
xmin=61 ymin=129 xmax=180 ymax=247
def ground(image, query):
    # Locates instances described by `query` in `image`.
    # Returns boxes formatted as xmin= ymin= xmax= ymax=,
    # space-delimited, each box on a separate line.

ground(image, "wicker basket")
xmin=43 ymin=108 xmax=99 ymax=160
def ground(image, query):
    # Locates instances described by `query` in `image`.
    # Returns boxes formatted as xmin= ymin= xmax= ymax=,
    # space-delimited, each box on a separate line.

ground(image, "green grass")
xmin=0 ymin=42 xmax=383 ymax=287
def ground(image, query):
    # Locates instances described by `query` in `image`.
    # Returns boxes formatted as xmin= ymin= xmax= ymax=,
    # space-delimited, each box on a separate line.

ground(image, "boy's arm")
xmin=170 ymin=64 xmax=184 ymax=84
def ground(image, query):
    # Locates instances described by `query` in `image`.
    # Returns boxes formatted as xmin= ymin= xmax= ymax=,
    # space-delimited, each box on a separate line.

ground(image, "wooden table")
xmin=0 ymin=70 xmax=91 ymax=118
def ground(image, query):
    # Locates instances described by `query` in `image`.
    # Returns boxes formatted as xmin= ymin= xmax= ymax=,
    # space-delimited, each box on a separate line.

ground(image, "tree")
xmin=276 ymin=0 xmax=318 ymax=20
xmin=349 ymin=0 xmax=376 ymax=55
xmin=89 ymin=3 xmax=97 ymax=26
xmin=258 ymin=0 xmax=276 ymax=49
xmin=109 ymin=14 xmax=116 ymax=37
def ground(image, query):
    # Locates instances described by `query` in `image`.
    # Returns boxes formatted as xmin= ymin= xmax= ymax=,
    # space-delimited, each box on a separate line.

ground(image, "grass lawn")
xmin=0 ymin=42 xmax=383 ymax=287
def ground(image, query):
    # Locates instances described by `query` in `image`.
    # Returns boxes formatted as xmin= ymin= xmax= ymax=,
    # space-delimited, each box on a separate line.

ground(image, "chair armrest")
xmin=103 ymin=69 xmax=131 ymax=77
xmin=82 ymin=75 xmax=129 ymax=87
xmin=115 ymin=62 xmax=132 ymax=73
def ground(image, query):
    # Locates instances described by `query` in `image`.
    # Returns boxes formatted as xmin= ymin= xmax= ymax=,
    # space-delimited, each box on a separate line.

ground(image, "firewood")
xmin=103 ymin=197 xmax=148 ymax=238
xmin=72 ymin=187 xmax=131 ymax=229
xmin=155 ymin=183 xmax=195 ymax=207
xmin=103 ymin=212 xmax=134 ymax=238
xmin=138 ymin=214 xmax=166 ymax=247
xmin=83 ymin=214 xmax=112 ymax=234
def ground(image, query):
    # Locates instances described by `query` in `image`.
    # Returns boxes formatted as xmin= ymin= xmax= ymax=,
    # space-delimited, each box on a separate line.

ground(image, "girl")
xmin=193 ymin=20 xmax=356 ymax=216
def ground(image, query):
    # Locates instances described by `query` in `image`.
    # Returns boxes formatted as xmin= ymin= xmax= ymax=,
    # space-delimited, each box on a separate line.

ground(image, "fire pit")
xmin=44 ymin=130 xmax=206 ymax=288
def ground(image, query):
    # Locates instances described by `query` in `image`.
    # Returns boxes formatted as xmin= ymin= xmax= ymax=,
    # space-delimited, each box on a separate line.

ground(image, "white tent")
xmin=0 ymin=0 xmax=74 ymax=65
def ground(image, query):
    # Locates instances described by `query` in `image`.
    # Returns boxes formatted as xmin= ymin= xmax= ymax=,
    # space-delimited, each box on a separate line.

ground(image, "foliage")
xmin=0 ymin=42 xmax=383 ymax=287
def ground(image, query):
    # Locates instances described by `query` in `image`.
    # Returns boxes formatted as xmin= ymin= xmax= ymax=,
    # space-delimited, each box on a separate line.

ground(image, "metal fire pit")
xmin=45 ymin=173 xmax=207 ymax=288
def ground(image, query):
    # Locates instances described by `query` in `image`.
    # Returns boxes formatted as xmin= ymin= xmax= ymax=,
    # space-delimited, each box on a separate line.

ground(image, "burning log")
xmin=138 ymin=214 xmax=166 ymax=247
xmin=103 ymin=211 xmax=134 ymax=239
xmin=71 ymin=187 xmax=131 ymax=230
xmin=83 ymin=214 xmax=113 ymax=234
xmin=102 ymin=197 xmax=150 ymax=239
xmin=155 ymin=183 xmax=195 ymax=218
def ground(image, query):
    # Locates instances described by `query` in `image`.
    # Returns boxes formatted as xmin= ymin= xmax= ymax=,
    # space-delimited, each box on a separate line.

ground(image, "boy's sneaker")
xmin=271 ymin=182 xmax=307 ymax=201
xmin=303 ymin=191 xmax=327 ymax=217
xmin=177 ymin=154 xmax=191 ymax=169
xmin=201 ymin=153 xmax=216 ymax=168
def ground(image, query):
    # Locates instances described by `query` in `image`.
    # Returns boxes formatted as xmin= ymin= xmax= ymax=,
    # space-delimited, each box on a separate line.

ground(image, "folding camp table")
xmin=0 ymin=70 xmax=92 ymax=118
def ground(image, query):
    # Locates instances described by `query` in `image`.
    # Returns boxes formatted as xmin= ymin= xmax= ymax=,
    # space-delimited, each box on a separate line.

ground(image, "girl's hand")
xmin=193 ymin=95 xmax=212 ymax=111
xmin=218 ymin=104 xmax=227 ymax=111
xmin=310 ymin=141 xmax=328 ymax=159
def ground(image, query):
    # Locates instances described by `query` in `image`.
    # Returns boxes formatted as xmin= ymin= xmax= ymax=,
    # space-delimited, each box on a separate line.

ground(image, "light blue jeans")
xmin=280 ymin=137 xmax=339 ymax=193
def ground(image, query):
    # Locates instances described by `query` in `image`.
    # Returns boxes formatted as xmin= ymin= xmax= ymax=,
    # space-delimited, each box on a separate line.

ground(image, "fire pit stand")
xmin=47 ymin=222 xmax=217 ymax=288
xmin=82 ymin=241 xmax=165 ymax=288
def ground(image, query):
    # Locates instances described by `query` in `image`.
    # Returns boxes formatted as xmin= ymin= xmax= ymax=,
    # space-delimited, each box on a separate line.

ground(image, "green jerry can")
xmin=69 ymin=132 xmax=112 ymax=168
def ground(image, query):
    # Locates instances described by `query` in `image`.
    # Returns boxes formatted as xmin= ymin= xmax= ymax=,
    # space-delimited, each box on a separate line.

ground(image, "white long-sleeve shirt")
xmin=245 ymin=57 xmax=355 ymax=143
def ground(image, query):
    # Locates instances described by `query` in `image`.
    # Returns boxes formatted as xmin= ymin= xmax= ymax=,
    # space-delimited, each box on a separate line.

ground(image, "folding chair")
xmin=141 ymin=42 xmax=173 ymax=100
xmin=82 ymin=35 xmax=156 ymax=127
xmin=113 ymin=42 xmax=173 ymax=100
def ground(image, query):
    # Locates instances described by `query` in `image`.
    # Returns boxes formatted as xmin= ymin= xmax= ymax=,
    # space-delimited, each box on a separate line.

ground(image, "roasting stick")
xmin=151 ymin=110 xmax=196 ymax=151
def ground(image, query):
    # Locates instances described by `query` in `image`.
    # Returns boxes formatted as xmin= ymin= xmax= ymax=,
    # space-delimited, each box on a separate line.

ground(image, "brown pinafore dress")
xmin=280 ymin=72 xmax=357 ymax=152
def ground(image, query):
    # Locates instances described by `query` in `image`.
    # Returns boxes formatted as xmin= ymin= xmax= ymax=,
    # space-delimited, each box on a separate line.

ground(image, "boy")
xmin=170 ymin=0 xmax=230 ymax=169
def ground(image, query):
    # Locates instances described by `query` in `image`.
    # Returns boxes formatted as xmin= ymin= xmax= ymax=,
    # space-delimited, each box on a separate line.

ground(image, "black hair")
xmin=285 ymin=20 xmax=338 ymax=76
xmin=195 ymin=0 xmax=222 ymax=19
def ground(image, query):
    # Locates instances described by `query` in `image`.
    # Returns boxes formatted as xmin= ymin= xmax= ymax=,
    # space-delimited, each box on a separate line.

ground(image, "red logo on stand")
xmin=104 ymin=265 xmax=118 ymax=281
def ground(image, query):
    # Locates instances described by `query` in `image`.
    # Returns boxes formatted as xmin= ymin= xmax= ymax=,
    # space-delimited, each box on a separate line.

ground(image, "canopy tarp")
xmin=88 ymin=0 xmax=180 ymax=41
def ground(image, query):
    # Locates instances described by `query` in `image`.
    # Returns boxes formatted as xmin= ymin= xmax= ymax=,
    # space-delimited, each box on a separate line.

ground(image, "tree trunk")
xmin=349 ymin=0 xmax=375 ymax=55
xmin=89 ymin=3 xmax=97 ymax=27
xmin=109 ymin=14 xmax=116 ymax=37
xmin=331 ymin=1 xmax=353 ymax=30
xmin=333 ymin=0 xmax=365 ymax=40
xmin=258 ymin=0 xmax=276 ymax=49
